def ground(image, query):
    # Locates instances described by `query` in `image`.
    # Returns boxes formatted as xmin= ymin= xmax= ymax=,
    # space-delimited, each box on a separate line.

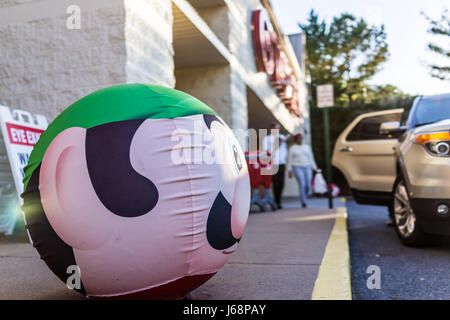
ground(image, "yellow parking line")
xmin=311 ymin=206 xmax=352 ymax=300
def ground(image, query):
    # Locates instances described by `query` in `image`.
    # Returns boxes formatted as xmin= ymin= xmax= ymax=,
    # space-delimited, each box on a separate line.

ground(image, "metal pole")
xmin=323 ymin=108 xmax=333 ymax=209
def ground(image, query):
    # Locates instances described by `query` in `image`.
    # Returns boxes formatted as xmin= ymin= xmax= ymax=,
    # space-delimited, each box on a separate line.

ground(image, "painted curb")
xmin=311 ymin=204 xmax=352 ymax=300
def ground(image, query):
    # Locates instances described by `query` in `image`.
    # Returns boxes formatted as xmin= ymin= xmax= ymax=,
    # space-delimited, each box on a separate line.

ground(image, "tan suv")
xmin=332 ymin=93 xmax=450 ymax=246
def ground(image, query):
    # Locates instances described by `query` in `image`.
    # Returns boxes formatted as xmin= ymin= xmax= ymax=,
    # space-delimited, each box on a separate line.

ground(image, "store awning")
xmin=173 ymin=0 xmax=230 ymax=68
xmin=187 ymin=0 xmax=226 ymax=9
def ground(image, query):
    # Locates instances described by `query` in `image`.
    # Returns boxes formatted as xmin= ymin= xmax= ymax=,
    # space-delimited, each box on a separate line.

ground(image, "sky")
xmin=271 ymin=0 xmax=450 ymax=95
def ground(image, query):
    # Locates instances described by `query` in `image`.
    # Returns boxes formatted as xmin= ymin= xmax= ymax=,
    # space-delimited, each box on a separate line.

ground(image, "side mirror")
xmin=379 ymin=121 xmax=406 ymax=136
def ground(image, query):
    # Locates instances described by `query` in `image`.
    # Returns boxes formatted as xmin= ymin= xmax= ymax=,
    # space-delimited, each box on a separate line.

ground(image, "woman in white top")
xmin=287 ymin=134 xmax=317 ymax=208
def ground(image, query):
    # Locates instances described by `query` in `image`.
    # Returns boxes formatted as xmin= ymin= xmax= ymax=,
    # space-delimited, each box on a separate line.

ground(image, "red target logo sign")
xmin=251 ymin=9 xmax=300 ymax=117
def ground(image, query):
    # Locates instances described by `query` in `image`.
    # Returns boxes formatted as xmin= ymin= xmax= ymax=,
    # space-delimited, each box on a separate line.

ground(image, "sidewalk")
xmin=191 ymin=197 xmax=350 ymax=300
xmin=0 ymin=197 xmax=350 ymax=300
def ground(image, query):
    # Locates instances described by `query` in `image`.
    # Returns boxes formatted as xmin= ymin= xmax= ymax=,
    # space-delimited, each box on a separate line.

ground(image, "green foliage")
xmin=423 ymin=9 xmax=450 ymax=81
xmin=299 ymin=10 xmax=389 ymax=106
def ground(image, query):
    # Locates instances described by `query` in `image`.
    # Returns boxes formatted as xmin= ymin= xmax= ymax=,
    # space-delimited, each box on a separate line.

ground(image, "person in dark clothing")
xmin=262 ymin=123 xmax=288 ymax=209
xmin=272 ymin=163 xmax=285 ymax=208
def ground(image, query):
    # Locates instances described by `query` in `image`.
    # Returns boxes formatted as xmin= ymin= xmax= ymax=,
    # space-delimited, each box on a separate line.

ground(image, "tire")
xmin=392 ymin=177 xmax=429 ymax=247
xmin=388 ymin=202 xmax=394 ymax=219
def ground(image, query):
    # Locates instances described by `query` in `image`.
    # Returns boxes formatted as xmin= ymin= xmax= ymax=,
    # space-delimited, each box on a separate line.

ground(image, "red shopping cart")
xmin=245 ymin=150 xmax=277 ymax=212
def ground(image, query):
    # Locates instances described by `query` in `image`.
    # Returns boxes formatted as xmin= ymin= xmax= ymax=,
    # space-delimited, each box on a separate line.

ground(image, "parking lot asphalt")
xmin=347 ymin=200 xmax=450 ymax=300
xmin=0 ymin=198 xmax=343 ymax=300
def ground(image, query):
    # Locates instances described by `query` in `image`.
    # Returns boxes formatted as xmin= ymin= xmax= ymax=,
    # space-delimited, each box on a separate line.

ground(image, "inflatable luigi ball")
xmin=21 ymin=84 xmax=250 ymax=299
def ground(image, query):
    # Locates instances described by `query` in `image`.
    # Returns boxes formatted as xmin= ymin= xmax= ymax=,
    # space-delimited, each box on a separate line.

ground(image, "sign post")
xmin=0 ymin=106 xmax=47 ymax=235
xmin=316 ymin=84 xmax=334 ymax=209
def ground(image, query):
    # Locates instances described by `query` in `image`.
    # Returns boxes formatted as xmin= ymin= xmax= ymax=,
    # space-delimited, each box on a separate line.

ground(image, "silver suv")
xmin=332 ymin=93 xmax=450 ymax=246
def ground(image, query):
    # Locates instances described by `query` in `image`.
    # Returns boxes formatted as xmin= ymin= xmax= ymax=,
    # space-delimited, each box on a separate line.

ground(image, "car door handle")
xmin=339 ymin=147 xmax=353 ymax=152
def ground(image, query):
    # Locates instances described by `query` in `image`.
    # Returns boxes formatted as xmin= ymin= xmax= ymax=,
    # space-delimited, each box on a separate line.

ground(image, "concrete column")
xmin=124 ymin=0 xmax=175 ymax=87
xmin=229 ymin=67 xmax=248 ymax=132
xmin=175 ymin=64 xmax=232 ymax=125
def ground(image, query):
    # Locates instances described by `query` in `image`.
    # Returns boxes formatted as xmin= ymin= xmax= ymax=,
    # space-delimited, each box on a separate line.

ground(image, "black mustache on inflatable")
xmin=203 ymin=114 xmax=240 ymax=250
xmin=206 ymin=191 xmax=240 ymax=250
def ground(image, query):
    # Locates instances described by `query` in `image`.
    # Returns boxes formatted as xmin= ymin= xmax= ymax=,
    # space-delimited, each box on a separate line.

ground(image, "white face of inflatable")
xmin=39 ymin=114 xmax=250 ymax=297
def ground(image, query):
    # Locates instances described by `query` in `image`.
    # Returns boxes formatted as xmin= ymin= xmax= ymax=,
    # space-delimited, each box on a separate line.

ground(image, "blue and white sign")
xmin=0 ymin=105 xmax=47 ymax=235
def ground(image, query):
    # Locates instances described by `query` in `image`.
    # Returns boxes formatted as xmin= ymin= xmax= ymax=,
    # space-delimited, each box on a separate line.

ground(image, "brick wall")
xmin=124 ymin=0 xmax=174 ymax=87
xmin=175 ymin=65 xmax=233 ymax=125
xmin=0 ymin=0 xmax=174 ymax=122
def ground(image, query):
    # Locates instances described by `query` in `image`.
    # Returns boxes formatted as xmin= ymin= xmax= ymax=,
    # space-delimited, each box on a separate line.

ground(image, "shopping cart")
xmin=245 ymin=150 xmax=277 ymax=212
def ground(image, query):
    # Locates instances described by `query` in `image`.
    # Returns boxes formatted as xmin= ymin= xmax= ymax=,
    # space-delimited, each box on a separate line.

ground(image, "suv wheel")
xmin=393 ymin=178 xmax=428 ymax=246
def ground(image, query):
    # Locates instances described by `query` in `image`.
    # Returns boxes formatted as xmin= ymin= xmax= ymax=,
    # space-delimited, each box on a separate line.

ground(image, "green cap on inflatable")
xmin=23 ymin=84 xmax=216 ymax=190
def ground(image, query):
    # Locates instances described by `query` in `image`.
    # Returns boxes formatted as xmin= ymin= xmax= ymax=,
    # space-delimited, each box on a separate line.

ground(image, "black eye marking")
xmin=203 ymin=114 xmax=223 ymax=130
xmin=86 ymin=119 xmax=159 ymax=218
xmin=206 ymin=191 xmax=239 ymax=250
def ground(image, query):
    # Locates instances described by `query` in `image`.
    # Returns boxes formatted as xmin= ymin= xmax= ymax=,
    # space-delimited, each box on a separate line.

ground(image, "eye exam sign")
xmin=6 ymin=123 xmax=43 ymax=147
xmin=0 ymin=106 xmax=47 ymax=235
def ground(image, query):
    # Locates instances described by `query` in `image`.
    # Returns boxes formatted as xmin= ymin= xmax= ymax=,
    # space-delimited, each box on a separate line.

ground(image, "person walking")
xmin=262 ymin=123 xmax=288 ymax=209
xmin=287 ymin=133 xmax=317 ymax=208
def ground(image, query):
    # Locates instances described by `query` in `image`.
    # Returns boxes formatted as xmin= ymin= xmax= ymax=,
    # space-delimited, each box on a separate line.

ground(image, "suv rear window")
xmin=346 ymin=113 xmax=403 ymax=141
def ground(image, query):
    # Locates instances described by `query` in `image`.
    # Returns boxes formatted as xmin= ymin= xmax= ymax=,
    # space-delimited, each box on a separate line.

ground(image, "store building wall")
xmin=124 ymin=0 xmax=175 ymax=87
xmin=175 ymin=65 xmax=233 ymax=125
xmin=173 ymin=0 xmax=250 ymax=132
xmin=174 ymin=0 xmax=303 ymax=133
xmin=196 ymin=5 xmax=230 ymax=50
xmin=0 ymin=0 xmax=308 ymax=198
xmin=226 ymin=0 xmax=307 ymax=198
xmin=226 ymin=0 xmax=304 ymax=134
xmin=0 ymin=0 xmax=305 ymax=133
xmin=0 ymin=0 xmax=174 ymax=122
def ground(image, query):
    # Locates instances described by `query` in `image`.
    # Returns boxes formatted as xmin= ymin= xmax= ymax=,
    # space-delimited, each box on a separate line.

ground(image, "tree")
xmin=356 ymin=84 xmax=411 ymax=106
xmin=423 ymin=9 xmax=450 ymax=81
xmin=299 ymin=10 xmax=389 ymax=106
